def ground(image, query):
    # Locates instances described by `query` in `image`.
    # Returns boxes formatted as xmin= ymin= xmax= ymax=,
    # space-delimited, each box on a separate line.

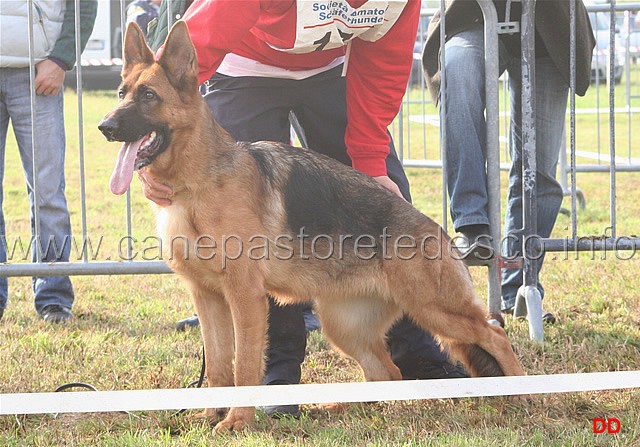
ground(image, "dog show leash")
xmin=51 ymin=346 xmax=206 ymax=418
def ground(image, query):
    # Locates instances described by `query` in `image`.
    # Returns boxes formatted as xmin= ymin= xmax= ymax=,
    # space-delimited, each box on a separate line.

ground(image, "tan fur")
xmin=102 ymin=22 xmax=525 ymax=433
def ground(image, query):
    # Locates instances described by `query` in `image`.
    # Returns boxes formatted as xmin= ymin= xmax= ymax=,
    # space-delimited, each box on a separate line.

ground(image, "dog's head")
xmin=98 ymin=21 xmax=199 ymax=195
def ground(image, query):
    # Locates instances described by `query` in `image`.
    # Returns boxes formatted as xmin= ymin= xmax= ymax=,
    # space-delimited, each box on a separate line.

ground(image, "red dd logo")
xmin=592 ymin=417 xmax=621 ymax=434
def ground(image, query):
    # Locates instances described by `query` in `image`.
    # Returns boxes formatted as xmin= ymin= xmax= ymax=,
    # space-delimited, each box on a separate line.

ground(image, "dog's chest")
xmin=155 ymin=205 xmax=223 ymax=277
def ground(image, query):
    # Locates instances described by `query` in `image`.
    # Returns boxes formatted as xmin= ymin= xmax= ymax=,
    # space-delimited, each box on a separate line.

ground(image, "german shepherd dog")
xmin=99 ymin=21 xmax=525 ymax=432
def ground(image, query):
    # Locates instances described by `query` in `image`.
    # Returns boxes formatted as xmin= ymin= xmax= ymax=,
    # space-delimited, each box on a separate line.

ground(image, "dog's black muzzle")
xmin=99 ymin=103 xmax=156 ymax=143
xmin=98 ymin=117 xmax=119 ymax=141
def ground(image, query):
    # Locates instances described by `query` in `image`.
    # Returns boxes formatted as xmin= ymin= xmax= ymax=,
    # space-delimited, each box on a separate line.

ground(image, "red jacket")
xmin=183 ymin=0 xmax=420 ymax=177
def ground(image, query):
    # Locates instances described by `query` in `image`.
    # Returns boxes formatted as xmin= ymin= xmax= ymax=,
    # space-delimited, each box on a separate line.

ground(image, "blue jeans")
xmin=442 ymin=25 xmax=567 ymax=310
xmin=0 ymin=67 xmax=74 ymax=313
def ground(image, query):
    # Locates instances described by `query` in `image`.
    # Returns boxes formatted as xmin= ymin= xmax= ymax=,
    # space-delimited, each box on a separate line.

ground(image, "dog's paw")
xmin=308 ymin=402 xmax=351 ymax=414
xmin=213 ymin=407 xmax=254 ymax=433
xmin=195 ymin=407 xmax=227 ymax=422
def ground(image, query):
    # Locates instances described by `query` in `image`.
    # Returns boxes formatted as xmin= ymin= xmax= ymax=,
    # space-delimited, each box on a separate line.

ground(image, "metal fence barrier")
xmin=0 ymin=0 xmax=173 ymax=278
xmin=399 ymin=2 xmax=640 ymax=200
xmin=394 ymin=1 xmax=640 ymax=342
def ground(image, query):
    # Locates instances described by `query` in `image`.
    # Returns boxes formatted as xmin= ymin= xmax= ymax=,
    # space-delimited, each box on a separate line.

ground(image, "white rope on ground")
xmin=2 ymin=371 xmax=639 ymax=415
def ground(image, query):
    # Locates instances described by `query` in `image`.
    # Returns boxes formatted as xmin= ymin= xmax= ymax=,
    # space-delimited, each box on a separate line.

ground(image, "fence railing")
xmin=393 ymin=1 xmax=640 ymax=341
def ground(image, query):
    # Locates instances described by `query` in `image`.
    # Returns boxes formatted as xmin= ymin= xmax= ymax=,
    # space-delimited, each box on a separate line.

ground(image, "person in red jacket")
xmin=141 ymin=0 xmax=467 ymax=418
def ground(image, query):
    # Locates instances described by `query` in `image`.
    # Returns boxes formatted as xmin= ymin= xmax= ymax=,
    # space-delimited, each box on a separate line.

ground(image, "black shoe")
xmin=543 ymin=311 xmax=557 ymax=324
xmin=0 ymin=308 xmax=4 ymax=320
xmin=260 ymin=380 xmax=302 ymax=419
xmin=40 ymin=304 xmax=72 ymax=323
xmin=457 ymin=226 xmax=492 ymax=255
xmin=176 ymin=314 xmax=199 ymax=331
xmin=261 ymin=404 xmax=301 ymax=419
xmin=455 ymin=225 xmax=493 ymax=261
xmin=400 ymin=359 xmax=469 ymax=380
xmin=502 ymin=306 xmax=556 ymax=324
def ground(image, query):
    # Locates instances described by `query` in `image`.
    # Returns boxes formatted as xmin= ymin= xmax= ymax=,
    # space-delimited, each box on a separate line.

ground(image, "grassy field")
xmin=1 ymin=67 xmax=639 ymax=446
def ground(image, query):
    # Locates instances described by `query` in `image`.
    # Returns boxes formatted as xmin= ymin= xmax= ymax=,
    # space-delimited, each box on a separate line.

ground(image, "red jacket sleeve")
xmin=183 ymin=0 xmax=262 ymax=85
xmin=345 ymin=0 xmax=420 ymax=177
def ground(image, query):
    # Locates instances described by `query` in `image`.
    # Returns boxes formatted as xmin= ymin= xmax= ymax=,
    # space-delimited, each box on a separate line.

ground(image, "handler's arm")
xmin=182 ymin=0 xmax=262 ymax=85
xmin=344 ymin=0 xmax=420 ymax=192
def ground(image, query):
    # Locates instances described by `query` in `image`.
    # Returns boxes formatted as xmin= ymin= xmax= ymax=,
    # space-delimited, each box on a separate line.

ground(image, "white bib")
xmin=269 ymin=0 xmax=408 ymax=54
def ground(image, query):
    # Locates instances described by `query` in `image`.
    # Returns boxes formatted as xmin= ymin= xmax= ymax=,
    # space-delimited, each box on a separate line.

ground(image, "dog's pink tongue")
xmin=110 ymin=138 xmax=144 ymax=195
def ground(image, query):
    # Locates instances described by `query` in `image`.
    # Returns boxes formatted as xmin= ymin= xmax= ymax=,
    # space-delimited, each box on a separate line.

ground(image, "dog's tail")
xmin=446 ymin=342 xmax=505 ymax=377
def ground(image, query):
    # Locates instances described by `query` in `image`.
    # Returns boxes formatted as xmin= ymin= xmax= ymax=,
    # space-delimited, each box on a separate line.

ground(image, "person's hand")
xmin=35 ymin=59 xmax=65 ymax=96
xmin=373 ymin=175 xmax=405 ymax=200
xmin=138 ymin=168 xmax=174 ymax=206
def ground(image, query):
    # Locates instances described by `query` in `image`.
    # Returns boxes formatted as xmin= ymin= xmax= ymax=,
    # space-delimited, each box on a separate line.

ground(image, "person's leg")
xmin=5 ymin=68 xmax=74 ymax=318
xmin=441 ymin=25 xmax=491 ymax=233
xmin=204 ymin=75 xmax=308 ymax=402
xmin=0 ymin=69 xmax=10 ymax=316
xmin=204 ymin=74 xmax=293 ymax=143
xmin=302 ymin=303 xmax=320 ymax=333
xmin=501 ymin=57 xmax=568 ymax=312
xmin=262 ymin=297 xmax=306 ymax=387
xmin=294 ymin=68 xmax=464 ymax=378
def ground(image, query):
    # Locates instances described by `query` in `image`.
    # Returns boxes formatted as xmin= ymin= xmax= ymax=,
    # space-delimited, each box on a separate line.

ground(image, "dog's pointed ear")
xmin=158 ymin=20 xmax=199 ymax=91
xmin=122 ymin=22 xmax=155 ymax=77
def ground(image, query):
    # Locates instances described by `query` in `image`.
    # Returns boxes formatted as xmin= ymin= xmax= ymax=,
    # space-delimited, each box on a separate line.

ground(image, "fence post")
xmin=475 ymin=0 xmax=503 ymax=321
xmin=514 ymin=0 xmax=544 ymax=342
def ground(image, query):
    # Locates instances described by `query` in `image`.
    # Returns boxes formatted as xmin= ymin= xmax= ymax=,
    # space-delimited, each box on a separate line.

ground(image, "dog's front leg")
xmin=214 ymin=281 xmax=269 ymax=433
xmin=188 ymin=281 xmax=234 ymax=421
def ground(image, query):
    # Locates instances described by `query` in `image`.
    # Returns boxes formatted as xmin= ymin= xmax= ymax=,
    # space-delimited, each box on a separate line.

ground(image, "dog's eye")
xmin=118 ymin=90 xmax=125 ymax=100
xmin=145 ymin=91 xmax=156 ymax=100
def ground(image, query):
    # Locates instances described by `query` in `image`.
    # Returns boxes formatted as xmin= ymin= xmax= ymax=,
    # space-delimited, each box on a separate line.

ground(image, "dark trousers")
xmin=204 ymin=66 xmax=450 ymax=384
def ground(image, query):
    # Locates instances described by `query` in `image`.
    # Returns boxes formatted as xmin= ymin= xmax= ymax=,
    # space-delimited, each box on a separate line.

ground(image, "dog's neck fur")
xmin=147 ymin=98 xmax=239 ymax=202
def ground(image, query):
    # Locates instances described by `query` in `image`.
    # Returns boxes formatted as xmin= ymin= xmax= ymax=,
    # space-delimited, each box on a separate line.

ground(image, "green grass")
xmin=1 ymin=72 xmax=639 ymax=446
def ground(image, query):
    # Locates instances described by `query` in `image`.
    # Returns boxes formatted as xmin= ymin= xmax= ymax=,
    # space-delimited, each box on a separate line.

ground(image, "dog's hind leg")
xmin=445 ymin=324 xmax=524 ymax=378
xmin=316 ymin=297 xmax=403 ymax=382
xmin=390 ymin=253 xmax=524 ymax=378
xmin=188 ymin=281 xmax=234 ymax=421
xmin=406 ymin=303 xmax=524 ymax=378
xmin=311 ymin=297 xmax=402 ymax=414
